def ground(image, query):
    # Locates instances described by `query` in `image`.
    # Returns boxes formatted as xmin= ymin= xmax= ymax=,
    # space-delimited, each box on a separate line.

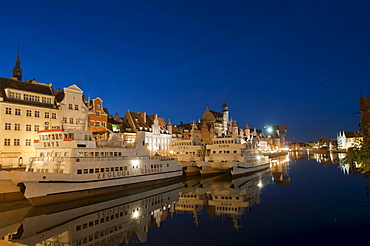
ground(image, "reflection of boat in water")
xmin=270 ymin=155 xmax=291 ymax=185
xmin=8 ymin=128 xmax=182 ymax=206
xmin=0 ymin=200 xmax=32 ymax=241
xmin=176 ymin=169 xmax=271 ymax=229
xmin=6 ymin=180 xmax=182 ymax=245
xmin=0 ymin=171 xmax=24 ymax=202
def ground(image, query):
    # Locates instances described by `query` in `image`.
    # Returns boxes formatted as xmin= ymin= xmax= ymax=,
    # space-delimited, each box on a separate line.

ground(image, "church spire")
xmin=12 ymin=43 xmax=23 ymax=81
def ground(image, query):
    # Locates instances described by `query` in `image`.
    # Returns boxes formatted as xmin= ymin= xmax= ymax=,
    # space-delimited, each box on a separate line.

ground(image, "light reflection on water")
xmin=1 ymin=154 xmax=370 ymax=246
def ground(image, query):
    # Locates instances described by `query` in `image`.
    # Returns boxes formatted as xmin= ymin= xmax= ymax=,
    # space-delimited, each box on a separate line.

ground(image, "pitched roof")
xmin=0 ymin=77 xmax=57 ymax=108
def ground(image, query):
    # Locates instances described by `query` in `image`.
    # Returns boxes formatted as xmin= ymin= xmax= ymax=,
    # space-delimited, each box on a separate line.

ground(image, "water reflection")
xmin=176 ymin=169 xmax=271 ymax=230
xmin=1 ymin=163 xmax=292 ymax=245
xmin=4 ymin=181 xmax=182 ymax=245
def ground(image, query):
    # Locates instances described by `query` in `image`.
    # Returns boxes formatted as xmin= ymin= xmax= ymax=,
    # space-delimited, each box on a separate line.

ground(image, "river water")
xmin=1 ymin=154 xmax=370 ymax=246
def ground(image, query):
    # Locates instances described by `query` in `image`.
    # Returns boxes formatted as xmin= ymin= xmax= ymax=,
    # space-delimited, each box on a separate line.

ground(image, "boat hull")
xmin=0 ymin=171 xmax=25 ymax=202
xmin=230 ymin=162 xmax=270 ymax=176
xmin=9 ymin=170 xmax=183 ymax=206
xmin=181 ymin=161 xmax=201 ymax=176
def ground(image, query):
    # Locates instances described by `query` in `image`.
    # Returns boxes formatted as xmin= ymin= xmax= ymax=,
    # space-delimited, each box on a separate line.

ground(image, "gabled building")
xmin=87 ymin=97 xmax=108 ymax=137
xmin=109 ymin=110 xmax=173 ymax=156
xmin=55 ymin=84 xmax=88 ymax=130
xmin=337 ymin=131 xmax=361 ymax=151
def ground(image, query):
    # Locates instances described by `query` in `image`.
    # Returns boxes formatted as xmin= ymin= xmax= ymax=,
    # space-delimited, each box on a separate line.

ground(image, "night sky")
xmin=1 ymin=0 xmax=369 ymax=143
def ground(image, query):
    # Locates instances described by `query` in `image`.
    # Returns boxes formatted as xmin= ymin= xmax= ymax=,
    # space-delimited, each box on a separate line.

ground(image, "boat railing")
xmin=30 ymin=155 xmax=176 ymax=163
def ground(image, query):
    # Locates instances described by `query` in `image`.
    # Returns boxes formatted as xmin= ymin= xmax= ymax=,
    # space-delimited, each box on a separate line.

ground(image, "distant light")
xmin=267 ymin=127 xmax=273 ymax=133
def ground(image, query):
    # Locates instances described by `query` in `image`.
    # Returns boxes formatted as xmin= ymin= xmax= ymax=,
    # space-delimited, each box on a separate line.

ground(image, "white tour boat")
xmin=8 ymin=128 xmax=182 ymax=206
xmin=170 ymin=137 xmax=205 ymax=175
xmin=197 ymin=136 xmax=270 ymax=176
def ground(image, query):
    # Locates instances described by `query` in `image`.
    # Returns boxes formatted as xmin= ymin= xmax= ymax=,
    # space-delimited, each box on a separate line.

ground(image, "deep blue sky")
xmin=1 ymin=0 xmax=369 ymax=143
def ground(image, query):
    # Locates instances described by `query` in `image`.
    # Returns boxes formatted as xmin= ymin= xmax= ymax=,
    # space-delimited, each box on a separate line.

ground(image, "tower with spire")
xmin=12 ymin=44 xmax=23 ymax=81
xmin=222 ymin=101 xmax=229 ymax=134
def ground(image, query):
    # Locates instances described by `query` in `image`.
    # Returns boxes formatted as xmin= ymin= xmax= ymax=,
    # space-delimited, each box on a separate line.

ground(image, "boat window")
xmin=59 ymin=134 xmax=63 ymax=139
xmin=101 ymin=168 xmax=104 ymax=173
xmin=124 ymin=166 xmax=127 ymax=170
xmin=89 ymin=169 xmax=94 ymax=173
xmin=110 ymin=167 xmax=114 ymax=172
xmin=77 ymin=169 xmax=82 ymax=174
xmin=83 ymin=169 xmax=88 ymax=174
xmin=95 ymin=152 xmax=99 ymax=157
xmin=95 ymin=168 xmax=99 ymax=173
xmin=106 ymin=168 xmax=109 ymax=172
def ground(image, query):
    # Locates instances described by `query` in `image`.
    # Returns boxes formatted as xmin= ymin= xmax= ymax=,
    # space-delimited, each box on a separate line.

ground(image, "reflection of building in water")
xmin=270 ymin=155 xmax=291 ymax=185
xmin=5 ymin=182 xmax=182 ymax=245
xmin=175 ymin=169 xmax=271 ymax=229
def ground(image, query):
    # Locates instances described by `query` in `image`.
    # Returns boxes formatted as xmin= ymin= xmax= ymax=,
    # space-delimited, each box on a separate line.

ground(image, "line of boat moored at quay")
xmin=170 ymin=134 xmax=271 ymax=176
xmin=1 ymin=125 xmax=277 ymax=206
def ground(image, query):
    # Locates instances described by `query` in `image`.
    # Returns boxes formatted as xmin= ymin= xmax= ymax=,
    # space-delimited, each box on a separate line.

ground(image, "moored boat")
xmin=8 ymin=128 xmax=182 ymax=206
xmin=170 ymin=137 xmax=205 ymax=176
xmin=197 ymin=136 xmax=270 ymax=176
